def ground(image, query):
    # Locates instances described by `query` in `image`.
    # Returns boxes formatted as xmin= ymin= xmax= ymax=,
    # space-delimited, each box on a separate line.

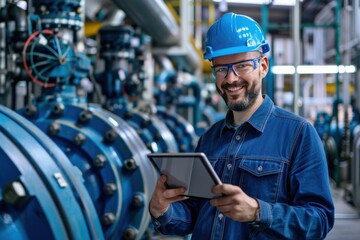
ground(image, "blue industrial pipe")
xmin=113 ymin=107 xmax=179 ymax=153
xmin=18 ymin=96 xmax=158 ymax=239
xmin=0 ymin=105 xmax=104 ymax=240
xmin=156 ymin=106 xmax=198 ymax=152
xmin=176 ymin=79 xmax=202 ymax=128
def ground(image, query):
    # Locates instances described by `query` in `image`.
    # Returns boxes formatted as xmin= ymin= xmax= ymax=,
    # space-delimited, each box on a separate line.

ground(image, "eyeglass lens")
xmin=212 ymin=57 xmax=261 ymax=79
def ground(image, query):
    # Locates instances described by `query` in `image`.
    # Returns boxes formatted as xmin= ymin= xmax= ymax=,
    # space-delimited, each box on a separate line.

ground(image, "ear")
xmin=260 ymin=56 xmax=269 ymax=78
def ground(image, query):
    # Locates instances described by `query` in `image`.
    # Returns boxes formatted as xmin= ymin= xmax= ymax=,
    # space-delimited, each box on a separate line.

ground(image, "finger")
xmin=166 ymin=195 xmax=189 ymax=203
xmin=155 ymin=175 xmax=168 ymax=190
xmin=163 ymin=187 xmax=187 ymax=199
xmin=210 ymin=195 xmax=234 ymax=207
xmin=159 ymin=175 xmax=167 ymax=185
xmin=153 ymin=190 xmax=187 ymax=210
xmin=161 ymin=187 xmax=189 ymax=205
xmin=212 ymin=184 xmax=241 ymax=195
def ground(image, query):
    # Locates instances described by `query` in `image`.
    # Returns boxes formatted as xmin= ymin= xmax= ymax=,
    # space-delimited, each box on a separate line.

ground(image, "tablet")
xmin=147 ymin=152 xmax=222 ymax=199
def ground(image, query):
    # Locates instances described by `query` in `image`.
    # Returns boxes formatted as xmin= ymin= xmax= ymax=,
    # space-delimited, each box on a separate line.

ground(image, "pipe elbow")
xmin=1 ymin=3 xmax=27 ymax=32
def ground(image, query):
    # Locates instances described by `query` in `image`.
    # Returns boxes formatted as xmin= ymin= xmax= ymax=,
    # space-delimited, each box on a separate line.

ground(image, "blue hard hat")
xmin=204 ymin=13 xmax=270 ymax=60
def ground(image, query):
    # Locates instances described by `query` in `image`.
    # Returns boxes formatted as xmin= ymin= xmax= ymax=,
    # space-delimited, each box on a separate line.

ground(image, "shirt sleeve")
xmin=249 ymin=122 xmax=335 ymax=239
xmin=150 ymin=198 xmax=202 ymax=236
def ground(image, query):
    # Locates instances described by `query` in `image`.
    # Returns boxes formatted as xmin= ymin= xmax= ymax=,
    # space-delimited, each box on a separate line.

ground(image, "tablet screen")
xmin=147 ymin=152 xmax=222 ymax=199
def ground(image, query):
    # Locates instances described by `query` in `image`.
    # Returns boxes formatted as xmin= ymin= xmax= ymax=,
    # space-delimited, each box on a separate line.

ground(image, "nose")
xmin=224 ymin=66 xmax=239 ymax=81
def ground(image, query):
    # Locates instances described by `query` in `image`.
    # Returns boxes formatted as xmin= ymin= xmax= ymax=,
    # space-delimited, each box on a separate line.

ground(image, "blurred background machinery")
xmin=0 ymin=0 xmax=360 ymax=239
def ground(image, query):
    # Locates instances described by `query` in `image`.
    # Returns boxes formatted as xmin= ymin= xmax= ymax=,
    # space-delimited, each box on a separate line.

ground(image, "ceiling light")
xmin=272 ymin=65 xmax=295 ymax=74
xmin=213 ymin=0 xmax=302 ymax=6
xmin=271 ymin=65 xmax=356 ymax=75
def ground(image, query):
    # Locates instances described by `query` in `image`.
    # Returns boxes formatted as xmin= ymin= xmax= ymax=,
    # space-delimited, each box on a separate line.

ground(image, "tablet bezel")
xmin=147 ymin=152 xmax=222 ymax=199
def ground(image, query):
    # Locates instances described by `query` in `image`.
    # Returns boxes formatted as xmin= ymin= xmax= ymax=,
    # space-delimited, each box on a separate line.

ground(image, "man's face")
xmin=212 ymin=52 xmax=268 ymax=112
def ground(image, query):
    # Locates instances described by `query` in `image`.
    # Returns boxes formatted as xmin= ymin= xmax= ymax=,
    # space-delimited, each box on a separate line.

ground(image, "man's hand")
xmin=149 ymin=175 xmax=189 ymax=218
xmin=210 ymin=184 xmax=259 ymax=222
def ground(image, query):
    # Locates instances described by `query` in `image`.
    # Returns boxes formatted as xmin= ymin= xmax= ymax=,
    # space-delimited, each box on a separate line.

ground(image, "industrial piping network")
xmin=3 ymin=0 xmax=360 ymax=239
xmin=0 ymin=0 xmax=201 ymax=239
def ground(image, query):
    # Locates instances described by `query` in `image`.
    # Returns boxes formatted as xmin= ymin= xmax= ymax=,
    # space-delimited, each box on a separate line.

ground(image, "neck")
xmin=232 ymin=95 xmax=264 ymax=126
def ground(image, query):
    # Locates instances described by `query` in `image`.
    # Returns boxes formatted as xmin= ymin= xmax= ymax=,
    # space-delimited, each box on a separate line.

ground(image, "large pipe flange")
xmin=19 ymin=101 xmax=157 ymax=239
xmin=0 ymin=105 xmax=104 ymax=240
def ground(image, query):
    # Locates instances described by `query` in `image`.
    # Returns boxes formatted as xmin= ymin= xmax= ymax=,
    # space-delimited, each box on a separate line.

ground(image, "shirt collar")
xmin=220 ymin=95 xmax=274 ymax=135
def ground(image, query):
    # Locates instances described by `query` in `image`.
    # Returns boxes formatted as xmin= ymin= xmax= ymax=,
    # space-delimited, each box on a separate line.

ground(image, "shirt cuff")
xmin=248 ymin=198 xmax=271 ymax=230
xmin=150 ymin=204 xmax=173 ymax=231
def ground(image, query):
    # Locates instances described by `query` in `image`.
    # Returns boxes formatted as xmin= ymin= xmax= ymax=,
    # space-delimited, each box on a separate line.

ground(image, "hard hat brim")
xmin=204 ymin=44 xmax=270 ymax=60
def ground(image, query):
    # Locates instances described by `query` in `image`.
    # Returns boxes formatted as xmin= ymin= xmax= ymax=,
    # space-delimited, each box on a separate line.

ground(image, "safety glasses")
xmin=212 ymin=57 xmax=262 ymax=79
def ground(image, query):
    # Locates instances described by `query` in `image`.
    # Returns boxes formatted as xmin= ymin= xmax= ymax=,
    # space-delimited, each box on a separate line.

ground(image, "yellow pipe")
xmin=165 ymin=2 xmax=180 ymax=24
xmin=84 ymin=21 xmax=103 ymax=37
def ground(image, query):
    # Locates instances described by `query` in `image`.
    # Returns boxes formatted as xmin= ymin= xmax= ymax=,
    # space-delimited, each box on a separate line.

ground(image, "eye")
xmin=234 ymin=62 xmax=252 ymax=71
xmin=234 ymin=63 xmax=246 ymax=69
xmin=214 ymin=66 xmax=228 ymax=73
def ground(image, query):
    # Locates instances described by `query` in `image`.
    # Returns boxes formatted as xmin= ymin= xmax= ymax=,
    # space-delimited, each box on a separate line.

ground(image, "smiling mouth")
xmin=226 ymin=86 xmax=244 ymax=92
xmin=224 ymin=84 xmax=247 ymax=96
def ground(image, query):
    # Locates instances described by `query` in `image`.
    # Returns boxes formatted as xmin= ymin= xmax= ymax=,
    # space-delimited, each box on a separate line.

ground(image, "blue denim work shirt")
xmin=151 ymin=95 xmax=335 ymax=239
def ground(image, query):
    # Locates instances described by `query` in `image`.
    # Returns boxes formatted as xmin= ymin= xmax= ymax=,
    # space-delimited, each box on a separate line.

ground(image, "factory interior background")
xmin=0 ymin=0 xmax=359 ymax=239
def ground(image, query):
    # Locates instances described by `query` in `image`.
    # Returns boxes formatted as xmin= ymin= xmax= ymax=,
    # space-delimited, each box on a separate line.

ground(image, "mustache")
xmin=221 ymin=81 xmax=247 ymax=89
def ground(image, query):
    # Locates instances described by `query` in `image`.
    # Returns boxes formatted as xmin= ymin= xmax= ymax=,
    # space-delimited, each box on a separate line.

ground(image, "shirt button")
xmin=257 ymin=165 xmax=263 ymax=172
xmin=235 ymin=135 xmax=241 ymax=140
xmin=218 ymin=213 xmax=224 ymax=220
xmin=227 ymin=163 xmax=232 ymax=170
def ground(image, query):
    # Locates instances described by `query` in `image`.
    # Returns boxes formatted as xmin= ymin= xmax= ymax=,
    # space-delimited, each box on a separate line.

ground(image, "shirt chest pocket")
xmin=238 ymin=159 xmax=284 ymax=203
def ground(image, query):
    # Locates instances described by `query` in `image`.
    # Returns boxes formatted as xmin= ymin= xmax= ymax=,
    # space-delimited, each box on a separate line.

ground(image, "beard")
xmin=216 ymin=80 xmax=260 ymax=112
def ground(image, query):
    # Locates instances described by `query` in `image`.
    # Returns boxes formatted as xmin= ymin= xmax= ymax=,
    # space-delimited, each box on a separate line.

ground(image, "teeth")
xmin=227 ymin=86 xmax=242 ymax=91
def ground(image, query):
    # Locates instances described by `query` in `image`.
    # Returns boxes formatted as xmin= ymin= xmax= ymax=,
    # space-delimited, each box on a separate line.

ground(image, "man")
xmin=149 ymin=12 xmax=334 ymax=239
